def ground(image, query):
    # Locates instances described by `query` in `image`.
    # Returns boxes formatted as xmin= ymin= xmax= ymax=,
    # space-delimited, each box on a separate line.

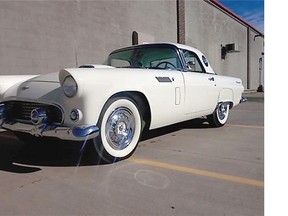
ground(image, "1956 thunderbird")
xmin=0 ymin=43 xmax=244 ymax=162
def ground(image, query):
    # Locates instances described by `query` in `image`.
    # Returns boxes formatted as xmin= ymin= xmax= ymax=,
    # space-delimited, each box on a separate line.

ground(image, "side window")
xmin=142 ymin=47 xmax=182 ymax=70
xmin=106 ymin=49 xmax=133 ymax=68
xmin=111 ymin=59 xmax=130 ymax=67
xmin=150 ymin=58 xmax=179 ymax=70
xmin=183 ymin=50 xmax=205 ymax=73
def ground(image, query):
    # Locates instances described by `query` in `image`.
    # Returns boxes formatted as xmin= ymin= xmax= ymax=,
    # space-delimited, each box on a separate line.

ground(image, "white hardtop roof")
xmin=142 ymin=42 xmax=204 ymax=55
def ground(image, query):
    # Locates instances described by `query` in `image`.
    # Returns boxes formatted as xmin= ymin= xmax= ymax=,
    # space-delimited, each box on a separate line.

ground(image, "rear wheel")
xmin=207 ymin=102 xmax=230 ymax=127
xmin=94 ymin=97 xmax=142 ymax=163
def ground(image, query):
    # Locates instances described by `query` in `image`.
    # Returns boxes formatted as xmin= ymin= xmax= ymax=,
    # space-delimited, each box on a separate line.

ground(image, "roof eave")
xmin=207 ymin=0 xmax=264 ymax=37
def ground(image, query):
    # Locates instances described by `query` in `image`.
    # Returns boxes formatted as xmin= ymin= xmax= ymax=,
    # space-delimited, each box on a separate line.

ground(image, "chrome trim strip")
xmin=155 ymin=76 xmax=173 ymax=83
xmin=1 ymin=122 xmax=99 ymax=141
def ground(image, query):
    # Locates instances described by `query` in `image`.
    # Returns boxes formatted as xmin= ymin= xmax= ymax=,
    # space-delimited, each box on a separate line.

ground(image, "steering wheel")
xmin=156 ymin=61 xmax=177 ymax=70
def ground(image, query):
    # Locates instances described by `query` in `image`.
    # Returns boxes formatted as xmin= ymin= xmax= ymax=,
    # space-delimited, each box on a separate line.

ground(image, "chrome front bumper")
xmin=0 ymin=103 xmax=99 ymax=141
xmin=1 ymin=121 xmax=99 ymax=141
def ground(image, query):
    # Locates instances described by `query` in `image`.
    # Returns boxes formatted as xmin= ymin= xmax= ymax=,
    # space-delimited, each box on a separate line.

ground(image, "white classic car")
xmin=0 ymin=43 xmax=244 ymax=162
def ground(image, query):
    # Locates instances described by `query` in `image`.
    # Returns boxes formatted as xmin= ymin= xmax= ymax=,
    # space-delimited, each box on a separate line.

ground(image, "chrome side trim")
xmin=1 ymin=122 xmax=99 ymax=141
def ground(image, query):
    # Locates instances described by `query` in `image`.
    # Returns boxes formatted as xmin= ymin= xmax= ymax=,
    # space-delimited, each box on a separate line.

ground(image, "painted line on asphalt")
xmin=232 ymin=109 xmax=263 ymax=113
xmin=227 ymin=124 xmax=264 ymax=129
xmin=128 ymin=157 xmax=264 ymax=188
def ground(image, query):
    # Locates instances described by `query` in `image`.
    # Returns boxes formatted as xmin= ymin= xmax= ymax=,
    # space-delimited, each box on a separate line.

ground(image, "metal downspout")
xmin=247 ymin=27 xmax=250 ymax=89
xmin=177 ymin=0 xmax=185 ymax=44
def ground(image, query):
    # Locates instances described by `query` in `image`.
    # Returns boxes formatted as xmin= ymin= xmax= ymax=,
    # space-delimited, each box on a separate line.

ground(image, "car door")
xmin=181 ymin=50 xmax=219 ymax=116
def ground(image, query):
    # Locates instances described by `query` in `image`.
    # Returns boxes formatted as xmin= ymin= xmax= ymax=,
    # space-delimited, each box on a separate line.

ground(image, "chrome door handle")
xmin=208 ymin=77 xmax=214 ymax=81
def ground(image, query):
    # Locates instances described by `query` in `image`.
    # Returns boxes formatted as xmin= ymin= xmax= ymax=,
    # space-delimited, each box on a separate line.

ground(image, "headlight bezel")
xmin=62 ymin=75 xmax=78 ymax=98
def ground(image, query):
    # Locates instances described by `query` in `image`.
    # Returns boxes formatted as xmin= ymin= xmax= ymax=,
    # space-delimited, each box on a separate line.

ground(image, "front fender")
xmin=59 ymin=68 xmax=152 ymax=126
xmin=59 ymin=68 xmax=185 ymax=129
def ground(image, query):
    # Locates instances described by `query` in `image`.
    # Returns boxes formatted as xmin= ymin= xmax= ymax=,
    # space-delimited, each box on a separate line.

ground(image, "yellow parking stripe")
xmin=227 ymin=124 xmax=264 ymax=129
xmin=128 ymin=157 xmax=264 ymax=188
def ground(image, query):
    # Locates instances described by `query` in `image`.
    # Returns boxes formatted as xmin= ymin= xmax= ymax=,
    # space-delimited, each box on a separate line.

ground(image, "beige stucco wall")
xmin=185 ymin=0 xmax=264 ymax=90
xmin=0 ymin=0 xmax=177 ymax=75
xmin=0 ymin=0 xmax=263 ymax=90
xmin=249 ymin=30 xmax=264 ymax=90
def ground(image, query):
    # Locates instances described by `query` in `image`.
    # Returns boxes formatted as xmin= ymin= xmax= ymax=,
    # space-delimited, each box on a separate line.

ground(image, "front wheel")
xmin=207 ymin=102 xmax=230 ymax=127
xmin=94 ymin=97 xmax=142 ymax=163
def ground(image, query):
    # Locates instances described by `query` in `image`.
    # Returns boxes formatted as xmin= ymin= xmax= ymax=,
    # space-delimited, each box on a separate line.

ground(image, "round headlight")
xmin=62 ymin=76 xmax=77 ymax=97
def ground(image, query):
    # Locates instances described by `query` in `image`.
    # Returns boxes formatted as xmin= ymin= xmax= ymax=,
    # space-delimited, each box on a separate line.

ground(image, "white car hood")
xmin=3 ymin=72 xmax=62 ymax=100
xmin=29 ymin=72 xmax=59 ymax=83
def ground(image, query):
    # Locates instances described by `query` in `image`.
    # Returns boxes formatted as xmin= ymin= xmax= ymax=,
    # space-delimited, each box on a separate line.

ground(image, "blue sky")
xmin=219 ymin=0 xmax=264 ymax=34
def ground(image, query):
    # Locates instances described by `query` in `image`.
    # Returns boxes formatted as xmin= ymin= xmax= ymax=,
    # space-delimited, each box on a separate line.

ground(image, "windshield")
xmin=105 ymin=46 xmax=183 ymax=70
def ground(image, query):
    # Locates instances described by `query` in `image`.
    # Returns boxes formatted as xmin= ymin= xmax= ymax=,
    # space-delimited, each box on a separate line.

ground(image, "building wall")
xmin=0 ymin=0 xmax=177 ymax=75
xmin=185 ymin=0 xmax=264 ymax=90
xmin=0 ymin=0 xmax=263 ymax=90
xmin=249 ymin=30 xmax=264 ymax=90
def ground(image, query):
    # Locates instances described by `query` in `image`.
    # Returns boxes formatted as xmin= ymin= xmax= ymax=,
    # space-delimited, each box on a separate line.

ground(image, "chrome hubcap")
xmin=217 ymin=103 xmax=228 ymax=120
xmin=105 ymin=107 xmax=135 ymax=150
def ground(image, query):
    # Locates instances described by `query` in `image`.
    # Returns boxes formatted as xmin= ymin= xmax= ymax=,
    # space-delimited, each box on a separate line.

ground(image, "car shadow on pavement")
xmin=142 ymin=117 xmax=211 ymax=141
xmin=0 ymin=131 xmax=107 ymax=172
xmin=0 ymin=118 xmax=210 ymax=172
xmin=0 ymin=132 xmax=41 ymax=173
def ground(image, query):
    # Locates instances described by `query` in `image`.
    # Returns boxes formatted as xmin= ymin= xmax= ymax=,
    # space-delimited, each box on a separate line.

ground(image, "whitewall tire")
xmin=94 ymin=97 xmax=142 ymax=163
xmin=207 ymin=103 xmax=230 ymax=127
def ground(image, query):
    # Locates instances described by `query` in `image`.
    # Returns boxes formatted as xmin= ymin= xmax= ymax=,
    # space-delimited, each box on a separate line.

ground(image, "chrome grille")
xmin=5 ymin=101 xmax=63 ymax=124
